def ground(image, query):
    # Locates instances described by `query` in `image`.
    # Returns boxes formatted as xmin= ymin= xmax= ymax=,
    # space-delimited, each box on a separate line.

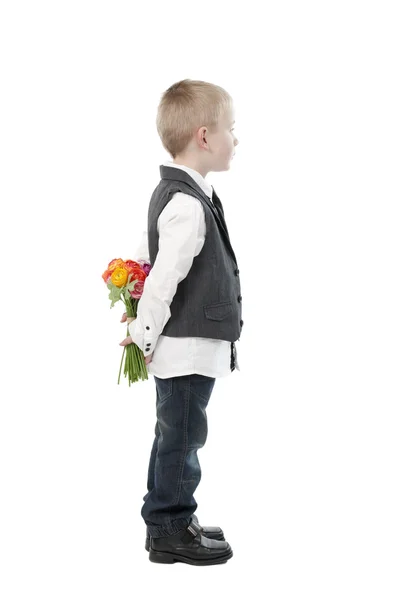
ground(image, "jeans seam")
xmin=172 ymin=376 xmax=190 ymax=508
xmin=161 ymin=379 xmax=174 ymax=532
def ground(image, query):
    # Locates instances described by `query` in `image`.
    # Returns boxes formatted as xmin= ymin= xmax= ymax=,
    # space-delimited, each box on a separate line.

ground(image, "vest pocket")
xmin=203 ymin=301 xmax=233 ymax=321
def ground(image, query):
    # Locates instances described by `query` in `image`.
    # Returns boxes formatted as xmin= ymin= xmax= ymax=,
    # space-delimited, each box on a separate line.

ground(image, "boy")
xmin=119 ymin=79 xmax=243 ymax=565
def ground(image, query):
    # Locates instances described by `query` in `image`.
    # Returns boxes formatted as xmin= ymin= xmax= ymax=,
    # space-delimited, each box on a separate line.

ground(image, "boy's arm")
xmin=134 ymin=230 xmax=150 ymax=263
xmin=128 ymin=193 xmax=205 ymax=357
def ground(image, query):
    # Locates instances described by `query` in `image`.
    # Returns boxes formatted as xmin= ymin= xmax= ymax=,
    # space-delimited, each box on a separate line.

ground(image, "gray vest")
xmin=147 ymin=165 xmax=243 ymax=369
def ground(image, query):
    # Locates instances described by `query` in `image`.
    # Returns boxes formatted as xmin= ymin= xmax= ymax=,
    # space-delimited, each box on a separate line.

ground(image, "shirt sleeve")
xmin=128 ymin=193 xmax=205 ymax=355
xmin=133 ymin=230 xmax=150 ymax=263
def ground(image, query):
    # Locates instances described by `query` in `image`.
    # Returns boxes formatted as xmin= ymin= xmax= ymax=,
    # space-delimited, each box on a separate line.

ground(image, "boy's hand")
xmin=119 ymin=312 xmax=153 ymax=365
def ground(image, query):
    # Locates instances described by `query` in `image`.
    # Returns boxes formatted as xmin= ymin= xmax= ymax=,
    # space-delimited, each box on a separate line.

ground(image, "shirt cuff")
xmin=128 ymin=318 xmax=154 ymax=356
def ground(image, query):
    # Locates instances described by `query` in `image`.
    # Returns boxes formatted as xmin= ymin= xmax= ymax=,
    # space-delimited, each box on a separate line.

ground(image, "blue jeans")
xmin=141 ymin=373 xmax=216 ymax=538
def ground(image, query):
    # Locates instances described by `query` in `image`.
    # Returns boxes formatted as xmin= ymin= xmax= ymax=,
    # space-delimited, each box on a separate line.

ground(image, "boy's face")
xmin=175 ymin=106 xmax=239 ymax=177
xmin=187 ymin=106 xmax=238 ymax=174
xmin=206 ymin=106 xmax=239 ymax=172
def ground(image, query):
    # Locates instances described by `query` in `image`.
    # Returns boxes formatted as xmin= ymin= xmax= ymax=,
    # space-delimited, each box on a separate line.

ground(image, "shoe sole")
xmin=145 ymin=535 xmax=225 ymax=552
xmin=149 ymin=548 xmax=233 ymax=566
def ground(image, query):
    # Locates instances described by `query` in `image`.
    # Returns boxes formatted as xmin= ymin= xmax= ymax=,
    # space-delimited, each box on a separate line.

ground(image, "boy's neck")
xmin=172 ymin=157 xmax=208 ymax=179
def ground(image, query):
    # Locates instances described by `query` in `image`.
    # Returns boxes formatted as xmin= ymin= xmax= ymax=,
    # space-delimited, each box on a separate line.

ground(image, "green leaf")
xmin=107 ymin=282 xmax=123 ymax=308
xmin=124 ymin=279 xmax=138 ymax=300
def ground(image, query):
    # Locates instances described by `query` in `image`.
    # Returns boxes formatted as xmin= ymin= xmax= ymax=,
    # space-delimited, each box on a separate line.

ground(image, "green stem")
xmin=117 ymin=294 xmax=148 ymax=385
xmin=118 ymin=344 xmax=126 ymax=384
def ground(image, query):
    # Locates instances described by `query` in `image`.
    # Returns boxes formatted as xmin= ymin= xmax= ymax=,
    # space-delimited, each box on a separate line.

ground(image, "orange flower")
xmin=102 ymin=269 xmax=112 ymax=283
xmin=108 ymin=258 xmax=126 ymax=271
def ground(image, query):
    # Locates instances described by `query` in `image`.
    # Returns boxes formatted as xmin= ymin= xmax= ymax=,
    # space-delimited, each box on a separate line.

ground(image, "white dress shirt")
xmin=128 ymin=161 xmax=239 ymax=379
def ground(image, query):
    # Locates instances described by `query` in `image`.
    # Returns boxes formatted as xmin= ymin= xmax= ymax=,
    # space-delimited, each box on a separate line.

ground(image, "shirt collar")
xmin=162 ymin=161 xmax=213 ymax=200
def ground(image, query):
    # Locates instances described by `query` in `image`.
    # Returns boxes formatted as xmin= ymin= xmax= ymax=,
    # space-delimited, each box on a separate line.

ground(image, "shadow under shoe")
xmin=149 ymin=519 xmax=233 ymax=566
xmin=145 ymin=514 xmax=225 ymax=552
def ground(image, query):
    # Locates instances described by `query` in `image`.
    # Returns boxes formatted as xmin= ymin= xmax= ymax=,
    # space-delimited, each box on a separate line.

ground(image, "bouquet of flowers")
xmin=102 ymin=257 xmax=152 ymax=386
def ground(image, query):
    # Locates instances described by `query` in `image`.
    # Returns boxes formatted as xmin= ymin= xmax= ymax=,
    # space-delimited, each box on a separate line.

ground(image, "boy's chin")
xmin=211 ymin=160 xmax=233 ymax=172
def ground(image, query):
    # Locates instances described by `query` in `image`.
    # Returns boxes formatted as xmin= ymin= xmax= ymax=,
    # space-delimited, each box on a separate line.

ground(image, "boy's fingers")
xmin=120 ymin=313 xmax=137 ymax=324
xmin=144 ymin=352 xmax=153 ymax=365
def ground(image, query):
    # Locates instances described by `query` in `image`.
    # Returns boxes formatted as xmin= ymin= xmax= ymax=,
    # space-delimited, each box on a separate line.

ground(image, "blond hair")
xmin=156 ymin=79 xmax=232 ymax=159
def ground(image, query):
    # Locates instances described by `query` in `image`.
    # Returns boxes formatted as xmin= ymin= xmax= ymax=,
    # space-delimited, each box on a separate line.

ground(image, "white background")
xmin=1 ymin=1 xmax=398 ymax=598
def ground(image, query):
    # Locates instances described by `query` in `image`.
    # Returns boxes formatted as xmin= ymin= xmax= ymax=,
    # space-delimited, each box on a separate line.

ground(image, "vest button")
xmin=237 ymin=295 xmax=242 ymax=302
xmin=234 ymin=268 xmax=240 ymax=276
xmin=240 ymin=319 xmax=244 ymax=327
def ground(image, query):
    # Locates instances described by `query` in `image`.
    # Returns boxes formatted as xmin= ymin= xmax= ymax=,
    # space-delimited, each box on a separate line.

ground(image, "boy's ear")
xmin=197 ymin=126 xmax=208 ymax=149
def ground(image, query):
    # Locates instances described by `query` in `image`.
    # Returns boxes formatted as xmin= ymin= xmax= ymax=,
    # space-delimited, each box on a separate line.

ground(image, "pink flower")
xmin=130 ymin=280 xmax=144 ymax=299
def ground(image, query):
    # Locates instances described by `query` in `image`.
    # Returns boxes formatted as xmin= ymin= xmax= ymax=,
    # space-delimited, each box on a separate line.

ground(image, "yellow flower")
xmin=111 ymin=267 xmax=128 ymax=288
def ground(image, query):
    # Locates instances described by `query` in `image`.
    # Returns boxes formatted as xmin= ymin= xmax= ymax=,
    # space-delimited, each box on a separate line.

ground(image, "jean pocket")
xmin=190 ymin=374 xmax=215 ymax=404
xmin=203 ymin=301 xmax=233 ymax=321
xmin=155 ymin=376 xmax=173 ymax=402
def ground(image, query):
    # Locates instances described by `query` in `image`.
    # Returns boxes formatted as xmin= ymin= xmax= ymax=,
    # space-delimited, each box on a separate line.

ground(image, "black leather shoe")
xmin=149 ymin=518 xmax=233 ymax=566
xmin=145 ymin=513 xmax=225 ymax=552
